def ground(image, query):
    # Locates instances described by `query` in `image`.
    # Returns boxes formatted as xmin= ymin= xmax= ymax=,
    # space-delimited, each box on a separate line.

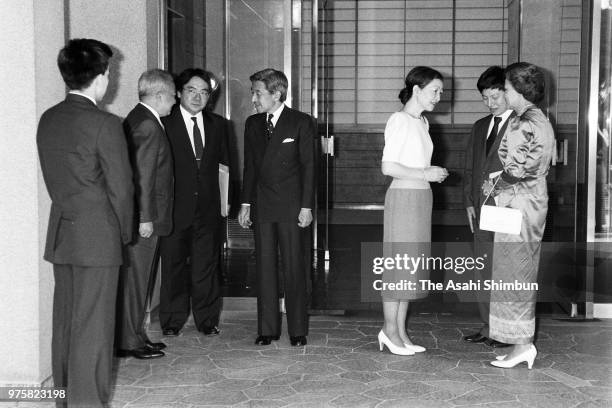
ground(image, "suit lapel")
xmin=169 ymin=109 xmax=198 ymax=168
xmin=136 ymin=104 xmax=165 ymax=135
xmin=261 ymin=107 xmax=290 ymax=173
xmin=203 ymin=113 xmax=214 ymax=156
xmin=484 ymin=113 xmax=512 ymax=163
xmin=471 ymin=116 xmax=489 ymax=167
xmin=268 ymin=108 xmax=290 ymax=150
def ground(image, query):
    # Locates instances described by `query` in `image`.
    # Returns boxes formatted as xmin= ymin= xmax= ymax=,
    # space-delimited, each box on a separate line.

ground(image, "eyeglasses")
xmin=184 ymin=87 xmax=211 ymax=97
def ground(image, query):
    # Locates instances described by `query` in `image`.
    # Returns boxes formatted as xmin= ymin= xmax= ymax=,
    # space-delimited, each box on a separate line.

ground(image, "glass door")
xmin=593 ymin=2 xmax=612 ymax=239
xmin=586 ymin=0 xmax=612 ymax=318
xmin=508 ymin=0 xmax=585 ymax=316
xmin=315 ymin=0 xmax=333 ymax=272
xmin=163 ymin=0 xmax=311 ymax=296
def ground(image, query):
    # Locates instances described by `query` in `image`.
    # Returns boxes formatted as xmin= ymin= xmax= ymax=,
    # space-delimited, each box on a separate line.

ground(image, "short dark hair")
xmin=398 ymin=66 xmax=443 ymax=104
xmin=477 ymin=66 xmax=505 ymax=93
xmin=505 ymin=62 xmax=545 ymax=104
xmin=249 ymin=69 xmax=288 ymax=102
xmin=57 ymin=38 xmax=113 ymax=90
xmin=176 ymin=68 xmax=211 ymax=92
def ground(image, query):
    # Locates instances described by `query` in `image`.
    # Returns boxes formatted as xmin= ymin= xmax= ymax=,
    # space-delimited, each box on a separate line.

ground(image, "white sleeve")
xmin=382 ymin=113 xmax=425 ymax=167
xmin=382 ymin=113 xmax=404 ymax=163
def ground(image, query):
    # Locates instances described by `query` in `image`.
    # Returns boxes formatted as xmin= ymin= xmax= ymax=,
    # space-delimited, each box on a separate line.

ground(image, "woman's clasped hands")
xmin=424 ymin=166 xmax=448 ymax=183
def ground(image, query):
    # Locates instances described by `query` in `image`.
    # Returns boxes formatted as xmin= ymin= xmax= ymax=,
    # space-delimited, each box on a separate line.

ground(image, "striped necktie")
xmin=266 ymin=113 xmax=274 ymax=142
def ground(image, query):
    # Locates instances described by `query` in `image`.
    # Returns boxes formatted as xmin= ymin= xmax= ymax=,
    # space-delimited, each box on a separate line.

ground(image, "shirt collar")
xmin=139 ymin=102 xmax=163 ymax=126
xmin=180 ymin=104 xmax=202 ymax=122
xmin=496 ymin=109 xmax=513 ymax=123
xmin=68 ymin=90 xmax=96 ymax=106
xmin=268 ymin=104 xmax=285 ymax=126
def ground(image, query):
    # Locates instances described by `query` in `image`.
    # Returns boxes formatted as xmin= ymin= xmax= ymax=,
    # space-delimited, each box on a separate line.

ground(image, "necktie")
xmin=192 ymin=117 xmax=204 ymax=168
xmin=266 ymin=113 xmax=274 ymax=142
xmin=485 ymin=116 xmax=502 ymax=156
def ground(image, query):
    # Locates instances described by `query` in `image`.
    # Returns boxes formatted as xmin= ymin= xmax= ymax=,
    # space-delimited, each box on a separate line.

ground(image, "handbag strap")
xmin=481 ymin=175 xmax=501 ymax=209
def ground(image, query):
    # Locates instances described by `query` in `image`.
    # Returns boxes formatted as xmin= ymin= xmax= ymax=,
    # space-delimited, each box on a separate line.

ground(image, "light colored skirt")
xmin=382 ymin=187 xmax=432 ymax=301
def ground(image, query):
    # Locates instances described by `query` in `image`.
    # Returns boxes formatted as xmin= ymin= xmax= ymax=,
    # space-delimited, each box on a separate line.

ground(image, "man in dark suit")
xmin=238 ymin=68 xmax=315 ymax=347
xmin=37 ymin=38 xmax=133 ymax=407
xmin=159 ymin=68 xmax=229 ymax=336
xmin=116 ymin=69 xmax=176 ymax=359
xmin=463 ymin=66 xmax=512 ymax=348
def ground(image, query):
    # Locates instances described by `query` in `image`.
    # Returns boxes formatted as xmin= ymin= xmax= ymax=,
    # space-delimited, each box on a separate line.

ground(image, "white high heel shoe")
xmin=378 ymin=330 xmax=415 ymax=355
xmin=490 ymin=345 xmax=537 ymax=369
xmin=403 ymin=342 xmax=426 ymax=353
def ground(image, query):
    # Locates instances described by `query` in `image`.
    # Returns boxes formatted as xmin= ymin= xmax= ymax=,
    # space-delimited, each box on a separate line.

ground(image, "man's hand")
xmin=466 ymin=206 xmax=476 ymax=233
xmin=238 ymin=205 xmax=252 ymax=229
xmin=298 ymin=208 xmax=313 ymax=228
xmin=221 ymin=203 xmax=231 ymax=218
xmin=139 ymin=222 xmax=154 ymax=238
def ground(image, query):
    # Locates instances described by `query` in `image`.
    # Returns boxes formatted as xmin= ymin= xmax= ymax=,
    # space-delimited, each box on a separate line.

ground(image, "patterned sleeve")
xmin=499 ymin=110 xmax=552 ymax=183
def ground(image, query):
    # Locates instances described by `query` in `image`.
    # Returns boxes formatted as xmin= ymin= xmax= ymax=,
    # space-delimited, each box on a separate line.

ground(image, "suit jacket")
xmin=241 ymin=106 xmax=315 ymax=223
xmin=163 ymin=107 xmax=229 ymax=229
xmin=123 ymin=103 xmax=174 ymax=237
xmin=463 ymin=113 xmax=510 ymax=216
xmin=37 ymin=93 xmax=134 ymax=266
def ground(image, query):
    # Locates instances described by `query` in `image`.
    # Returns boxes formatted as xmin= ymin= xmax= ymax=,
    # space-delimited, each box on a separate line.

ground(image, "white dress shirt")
xmin=268 ymin=104 xmax=285 ymax=126
xmin=179 ymin=105 xmax=205 ymax=156
xmin=486 ymin=109 xmax=513 ymax=138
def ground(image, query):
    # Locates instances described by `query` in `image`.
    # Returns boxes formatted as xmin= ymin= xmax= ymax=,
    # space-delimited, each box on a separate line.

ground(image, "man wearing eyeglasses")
xmin=159 ymin=68 xmax=229 ymax=337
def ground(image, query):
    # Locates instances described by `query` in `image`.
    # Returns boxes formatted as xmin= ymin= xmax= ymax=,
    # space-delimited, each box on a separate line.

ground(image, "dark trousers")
xmin=116 ymin=234 xmax=159 ymax=350
xmin=255 ymin=221 xmax=308 ymax=337
xmin=473 ymin=221 xmax=494 ymax=337
xmin=159 ymin=219 xmax=221 ymax=331
xmin=52 ymin=264 xmax=119 ymax=408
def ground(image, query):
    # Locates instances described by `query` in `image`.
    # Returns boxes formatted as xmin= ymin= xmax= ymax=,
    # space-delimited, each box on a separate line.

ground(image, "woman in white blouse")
xmin=379 ymin=66 xmax=448 ymax=355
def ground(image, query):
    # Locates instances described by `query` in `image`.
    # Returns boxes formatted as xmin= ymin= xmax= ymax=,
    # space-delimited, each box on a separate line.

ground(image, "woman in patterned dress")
xmin=486 ymin=62 xmax=556 ymax=369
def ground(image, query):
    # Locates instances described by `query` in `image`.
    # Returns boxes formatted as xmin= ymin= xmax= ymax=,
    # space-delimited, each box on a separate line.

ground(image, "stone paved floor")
xmin=105 ymin=309 xmax=612 ymax=408
xmin=7 ymin=308 xmax=611 ymax=408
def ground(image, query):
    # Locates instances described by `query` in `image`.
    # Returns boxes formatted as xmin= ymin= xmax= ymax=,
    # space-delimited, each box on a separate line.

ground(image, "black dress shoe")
xmin=162 ymin=328 xmax=180 ymax=336
xmin=200 ymin=326 xmax=220 ymax=336
xmin=255 ymin=335 xmax=280 ymax=345
xmin=117 ymin=347 xmax=165 ymax=359
xmin=290 ymin=336 xmax=307 ymax=346
xmin=485 ymin=339 xmax=511 ymax=348
xmin=463 ymin=333 xmax=488 ymax=343
xmin=144 ymin=339 xmax=167 ymax=351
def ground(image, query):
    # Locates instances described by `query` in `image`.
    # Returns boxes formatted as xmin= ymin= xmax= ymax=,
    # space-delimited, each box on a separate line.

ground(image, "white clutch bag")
xmin=480 ymin=204 xmax=522 ymax=235
xmin=479 ymin=176 xmax=522 ymax=235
